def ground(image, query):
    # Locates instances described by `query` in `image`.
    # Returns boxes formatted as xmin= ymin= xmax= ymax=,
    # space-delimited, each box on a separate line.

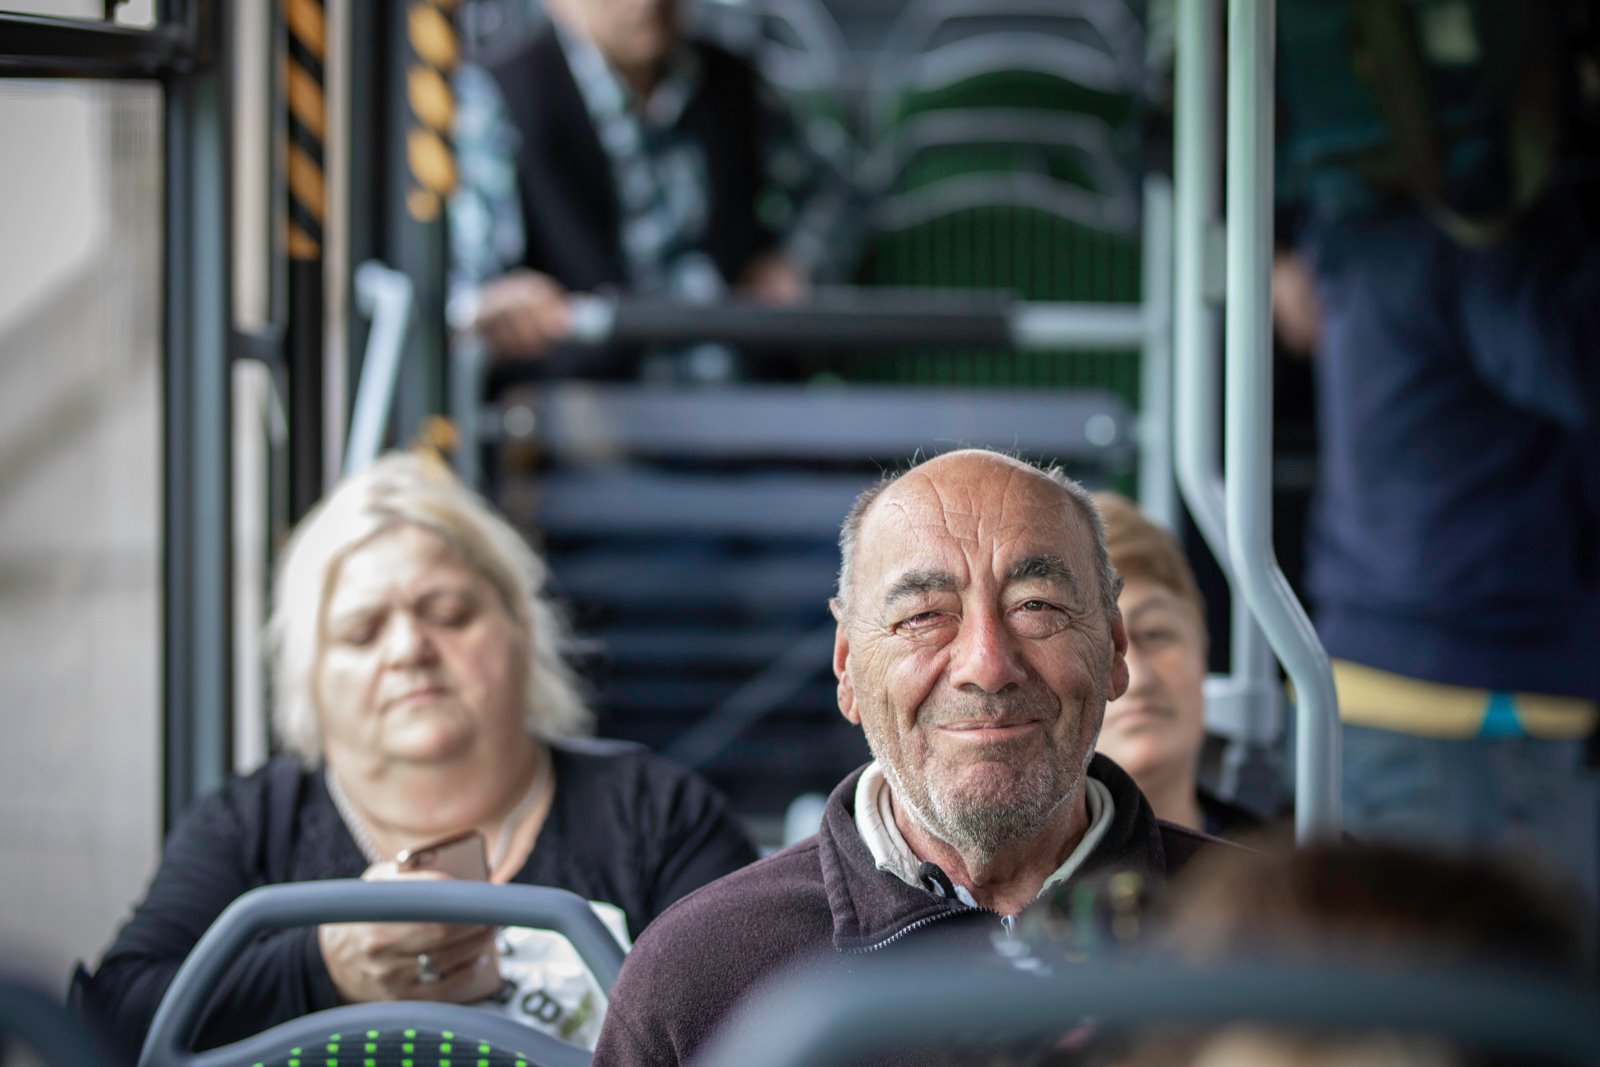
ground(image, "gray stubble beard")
xmin=871 ymin=727 xmax=1090 ymax=872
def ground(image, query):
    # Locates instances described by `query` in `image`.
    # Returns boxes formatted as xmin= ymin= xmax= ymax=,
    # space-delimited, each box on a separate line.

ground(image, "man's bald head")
xmin=832 ymin=449 xmax=1119 ymax=623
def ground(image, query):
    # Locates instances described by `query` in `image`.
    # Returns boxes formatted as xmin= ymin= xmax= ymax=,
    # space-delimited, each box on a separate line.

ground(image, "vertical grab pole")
xmin=1173 ymin=0 xmax=1227 ymax=561
xmin=1175 ymin=0 xmax=1279 ymax=782
xmin=284 ymin=0 xmax=328 ymax=521
xmin=1137 ymin=175 xmax=1176 ymax=532
xmin=1139 ymin=175 xmax=1177 ymax=534
xmin=1223 ymin=0 xmax=1340 ymax=840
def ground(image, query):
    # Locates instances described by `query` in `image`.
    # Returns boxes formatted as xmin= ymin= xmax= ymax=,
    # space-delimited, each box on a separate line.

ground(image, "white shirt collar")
xmin=853 ymin=761 xmax=1116 ymax=910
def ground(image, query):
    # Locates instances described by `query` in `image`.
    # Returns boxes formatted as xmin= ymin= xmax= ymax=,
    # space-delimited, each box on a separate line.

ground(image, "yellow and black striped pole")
xmin=284 ymin=0 xmax=327 ymax=519
xmin=404 ymin=0 xmax=460 ymax=223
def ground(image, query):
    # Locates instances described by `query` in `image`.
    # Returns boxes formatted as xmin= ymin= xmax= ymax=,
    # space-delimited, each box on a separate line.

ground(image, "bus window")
xmin=0 ymin=79 xmax=164 ymax=982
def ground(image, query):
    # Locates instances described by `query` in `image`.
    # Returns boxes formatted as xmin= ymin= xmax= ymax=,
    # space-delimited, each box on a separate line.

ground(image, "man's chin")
xmin=932 ymin=763 xmax=1069 ymax=820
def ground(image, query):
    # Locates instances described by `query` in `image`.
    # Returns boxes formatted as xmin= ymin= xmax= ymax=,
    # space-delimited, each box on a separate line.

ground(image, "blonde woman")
xmin=89 ymin=453 xmax=755 ymax=1056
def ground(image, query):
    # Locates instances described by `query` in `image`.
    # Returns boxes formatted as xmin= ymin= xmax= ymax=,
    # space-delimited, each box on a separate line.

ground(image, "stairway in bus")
xmin=491 ymin=382 xmax=1135 ymax=847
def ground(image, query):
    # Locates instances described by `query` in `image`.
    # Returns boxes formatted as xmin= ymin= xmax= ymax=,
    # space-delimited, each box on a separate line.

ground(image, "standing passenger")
xmin=451 ymin=0 xmax=857 ymax=380
xmin=1276 ymin=1 xmax=1600 ymax=905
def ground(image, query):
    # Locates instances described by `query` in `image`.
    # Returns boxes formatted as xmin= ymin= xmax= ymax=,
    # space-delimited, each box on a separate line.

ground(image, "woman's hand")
xmin=317 ymin=863 xmax=500 ymax=1004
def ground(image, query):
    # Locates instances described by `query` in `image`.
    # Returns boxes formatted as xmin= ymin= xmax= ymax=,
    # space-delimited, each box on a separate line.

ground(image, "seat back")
xmin=140 ymin=880 xmax=627 ymax=1067
xmin=693 ymin=953 xmax=1600 ymax=1067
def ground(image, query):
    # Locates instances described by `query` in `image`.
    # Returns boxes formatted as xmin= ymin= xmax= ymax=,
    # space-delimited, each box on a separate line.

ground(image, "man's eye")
xmin=896 ymin=610 xmax=945 ymax=632
xmin=1136 ymin=627 xmax=1177 ymax=647
xmin=1011 ymin=600 xmax=1067 ymax=636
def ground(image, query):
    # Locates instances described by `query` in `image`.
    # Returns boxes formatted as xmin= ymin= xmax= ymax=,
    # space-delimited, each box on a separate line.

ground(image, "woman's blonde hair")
xmin=266 ymin=451 xmax=593 ymax=762
xmin=1092 ymin=491 xmax=1206 ymax=639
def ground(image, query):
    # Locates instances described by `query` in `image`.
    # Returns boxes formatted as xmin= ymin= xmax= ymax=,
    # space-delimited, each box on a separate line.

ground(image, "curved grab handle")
xmin=140 ymin=880 xmax=627 ymax=1067
xmin=344 ymin=260 xmax=415 ymax=478
xmin=1174 ymin=0 xmax=1281 ymax=782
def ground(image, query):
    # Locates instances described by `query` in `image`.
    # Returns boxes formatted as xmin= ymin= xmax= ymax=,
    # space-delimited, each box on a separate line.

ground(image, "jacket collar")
xmin=816 ymin=753 xmax=1174 ymax=951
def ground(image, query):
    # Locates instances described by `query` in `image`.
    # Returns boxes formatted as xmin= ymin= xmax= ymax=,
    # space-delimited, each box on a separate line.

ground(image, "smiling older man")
xmin=592 ymin=450 xmax=1221 ymax=1067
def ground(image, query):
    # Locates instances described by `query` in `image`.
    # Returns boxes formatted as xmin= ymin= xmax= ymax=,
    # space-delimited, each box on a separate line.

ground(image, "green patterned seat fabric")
xmin=251 ymin=1026 xmax=552 ymax=1067
xmin=891 ymin=68 xmax=1137 ymax=131
xmin=852 ymin=206 xmax=1140 ymax=388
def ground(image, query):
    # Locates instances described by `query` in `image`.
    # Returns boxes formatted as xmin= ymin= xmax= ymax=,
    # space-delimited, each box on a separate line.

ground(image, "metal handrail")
xmin=1174 ymin=0 xmax=1280 ymax=790
xmin=564 ymin=291 xmax=1147 ymax=352
xmin=1223 ymin=0 xmax=1338 ymax=840
xmin=342 ymin=260 xmax=414 ymax=477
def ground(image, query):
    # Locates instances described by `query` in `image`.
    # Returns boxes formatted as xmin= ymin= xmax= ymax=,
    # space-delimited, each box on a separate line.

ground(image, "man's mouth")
xmin=936 ymin=720 xmax=1043 ymax=740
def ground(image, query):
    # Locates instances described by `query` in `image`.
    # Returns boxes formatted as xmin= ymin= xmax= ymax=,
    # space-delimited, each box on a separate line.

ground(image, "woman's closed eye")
xmin=422 ymin=593 xmax=476 ymax=628
xmin=335 ymin=614 xmax=384 ymax=647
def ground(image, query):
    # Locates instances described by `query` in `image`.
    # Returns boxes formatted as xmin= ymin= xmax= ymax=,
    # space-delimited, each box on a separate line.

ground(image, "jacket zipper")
xmin=846 ymin=892 xmax=1057 ymax=953
xmin=844 ymin=904 xmax=1003 ymax=953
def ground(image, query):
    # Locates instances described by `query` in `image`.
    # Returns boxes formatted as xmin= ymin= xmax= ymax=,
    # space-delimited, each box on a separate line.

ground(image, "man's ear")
xmin=832 ymin=610 xmax=861 ymax=726
xmin=1106 ymin=608 xmax=1130 ymax=703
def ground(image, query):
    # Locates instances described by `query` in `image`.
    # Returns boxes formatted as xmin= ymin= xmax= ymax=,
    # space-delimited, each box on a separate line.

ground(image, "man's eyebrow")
xmin=1006 ymin=554 xmax=1080 ymax=595
xmin=883 ymin=568 xmax=959 ymax=608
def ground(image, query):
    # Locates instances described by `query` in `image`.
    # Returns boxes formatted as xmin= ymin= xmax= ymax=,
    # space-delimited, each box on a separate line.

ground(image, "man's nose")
xmin=383 ymin=613 xmax=438 ymax=665
xmin=947 ymin=608 xmax=1028 ymax=694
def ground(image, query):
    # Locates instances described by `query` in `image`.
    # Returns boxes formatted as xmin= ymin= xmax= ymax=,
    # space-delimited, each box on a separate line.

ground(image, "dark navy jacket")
xmin=1301 ymin=188 xmax=1600 ymax=702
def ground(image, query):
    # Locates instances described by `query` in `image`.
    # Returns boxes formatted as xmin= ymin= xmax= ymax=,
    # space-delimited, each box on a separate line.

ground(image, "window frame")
xmin=0 ymin=0 xmax=236 ymax=833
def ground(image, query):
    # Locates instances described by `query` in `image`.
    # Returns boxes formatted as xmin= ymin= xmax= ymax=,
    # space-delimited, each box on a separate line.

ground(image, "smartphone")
xmin=396 ymin=829 xmax=489 ymax=881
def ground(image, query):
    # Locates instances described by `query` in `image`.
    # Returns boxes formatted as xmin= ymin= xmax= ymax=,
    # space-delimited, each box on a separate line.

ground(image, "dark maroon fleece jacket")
xmin=592 ymin=754 xmax=1218 ymax=1067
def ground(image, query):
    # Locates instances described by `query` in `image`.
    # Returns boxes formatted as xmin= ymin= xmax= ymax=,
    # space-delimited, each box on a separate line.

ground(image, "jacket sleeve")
xmin=590 ymin=910 xmax=709 ymax=1067
xmin=89 ymin=785 xmax=340 ymax=1059
xmin=590 ymin=963 xmax=682 ymax=1067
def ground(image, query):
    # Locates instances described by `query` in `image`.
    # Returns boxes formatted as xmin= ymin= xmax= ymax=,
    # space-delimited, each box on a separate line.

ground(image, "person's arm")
xmin=590 ymin=936 xmax=691 ymax=1067
xmin=89 ymin=791 xmax=340 ymax=1059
